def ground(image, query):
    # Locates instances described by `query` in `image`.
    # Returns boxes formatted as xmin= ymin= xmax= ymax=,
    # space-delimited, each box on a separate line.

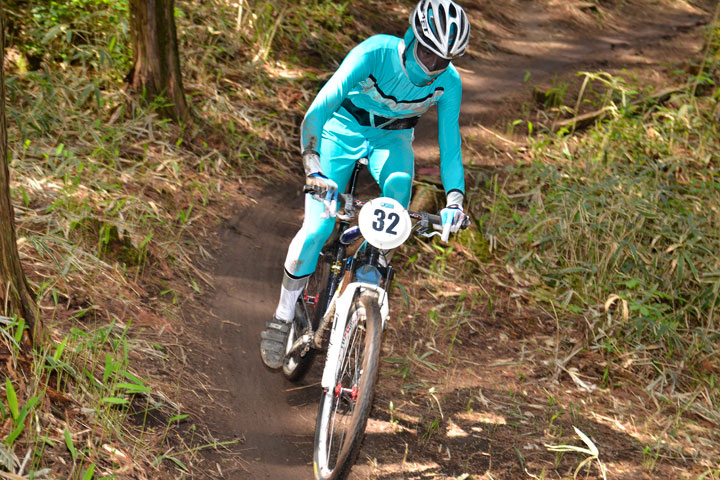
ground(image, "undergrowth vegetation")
xmin=1 ymin=0 xmax=364 ymax=477
xmin=470 ymin=17 xmax=720 ymax=438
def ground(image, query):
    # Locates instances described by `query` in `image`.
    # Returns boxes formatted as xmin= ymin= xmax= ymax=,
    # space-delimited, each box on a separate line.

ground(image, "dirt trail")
xmin=196 ymin=187 xmax=319 ymax=478
xmin=188 ymin=2 xmax=712 ymax=478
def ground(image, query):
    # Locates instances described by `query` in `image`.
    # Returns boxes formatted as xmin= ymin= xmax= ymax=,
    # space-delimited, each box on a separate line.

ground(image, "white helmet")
xmin=410 ymin=0 xmax=470 ymax=59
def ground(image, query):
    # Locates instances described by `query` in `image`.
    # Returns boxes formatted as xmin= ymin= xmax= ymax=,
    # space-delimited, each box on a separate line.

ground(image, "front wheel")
xmin=313 ymin=293 xmax=382 ymax=480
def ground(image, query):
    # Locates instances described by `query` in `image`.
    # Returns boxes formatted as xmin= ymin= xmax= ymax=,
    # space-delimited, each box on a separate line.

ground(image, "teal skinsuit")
xmin=284 ymin=32 xmax=465 ymax=277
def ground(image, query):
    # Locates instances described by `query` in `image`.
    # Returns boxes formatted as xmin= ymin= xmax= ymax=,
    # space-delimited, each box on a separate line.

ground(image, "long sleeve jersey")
xmin=300 ymin=34 xmax=465 ymax=196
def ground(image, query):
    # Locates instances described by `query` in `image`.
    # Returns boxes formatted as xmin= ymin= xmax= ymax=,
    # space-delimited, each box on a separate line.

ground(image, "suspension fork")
xmin=322 ymin=239 xmax=347 ymax=315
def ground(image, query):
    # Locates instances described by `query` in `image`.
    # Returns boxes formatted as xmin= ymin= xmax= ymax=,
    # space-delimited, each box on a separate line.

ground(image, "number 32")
xmin=372 ymin=209 xmax=399 ymax=235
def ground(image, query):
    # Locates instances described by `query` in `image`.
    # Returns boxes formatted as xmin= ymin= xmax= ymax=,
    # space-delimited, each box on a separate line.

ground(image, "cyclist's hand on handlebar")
xmin=439 ymin=191 xmax=467 ymax=242
xmin=303 ymin=151 xmax=338 ymax=219
xmin=306 ymin=173 xmax=338 ymax=218
xmin=440 ymin=204 xmax=466 ymax=242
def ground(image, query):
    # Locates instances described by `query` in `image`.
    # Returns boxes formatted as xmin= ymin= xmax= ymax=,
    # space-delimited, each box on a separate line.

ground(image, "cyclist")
xmin=261 ymin=0 xmax=471 ymax=369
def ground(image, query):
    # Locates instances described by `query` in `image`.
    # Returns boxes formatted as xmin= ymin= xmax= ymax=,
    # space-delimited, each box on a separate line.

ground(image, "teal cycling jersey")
xmin=300 ymin=34 xmax=465 ymax=196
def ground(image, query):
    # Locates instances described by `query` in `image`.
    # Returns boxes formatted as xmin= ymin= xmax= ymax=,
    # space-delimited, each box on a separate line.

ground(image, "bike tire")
xmin=313 ymin=293 xmax=382 ymax=480
xmin=282 ymin=249 xmax=333 ymax=381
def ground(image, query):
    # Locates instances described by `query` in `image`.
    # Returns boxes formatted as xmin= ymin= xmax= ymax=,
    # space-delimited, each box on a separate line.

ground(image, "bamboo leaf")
xmin=82 ymin=463 xmax=95 ymax=480
xmin=5 ymin=379 xmax=18 ymax=422
xmin=573 ymin=426 xmax=599 ymax=457
xmin=41 ymin=24 xmax=68 ymax=44
xmin=5 ymin=421 xmax=26 ymax=445
xmin=114 ymin=382 xmax=151 ymax=394
xmin=64 ymin=428 xmax=78 ymax=461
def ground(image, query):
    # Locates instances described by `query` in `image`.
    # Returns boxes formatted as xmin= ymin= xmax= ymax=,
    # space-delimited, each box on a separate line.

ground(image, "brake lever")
xmin=411 ymin=212 xmax=439 ymax=238
xmin=335 ymin=193 xmax=356 ymax=221
xmin=415 ymin=212 xmax=432 ymax=235
xmin=413 ymin=211 xmax=471 ymax=239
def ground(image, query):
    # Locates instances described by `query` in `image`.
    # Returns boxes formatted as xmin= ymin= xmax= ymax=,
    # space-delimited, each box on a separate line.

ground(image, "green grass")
xmin=466 ymin=20 xmax=720 ymax=435
xmin=0 ymin=314 xmax=154 ymax=478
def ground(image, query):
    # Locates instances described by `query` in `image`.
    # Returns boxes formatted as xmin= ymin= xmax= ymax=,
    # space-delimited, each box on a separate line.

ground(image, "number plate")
xmin=358 ymin=197 xmax=412 ymax=249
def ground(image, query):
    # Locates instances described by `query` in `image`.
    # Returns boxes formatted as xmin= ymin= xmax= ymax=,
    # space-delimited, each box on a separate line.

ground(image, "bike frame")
xmin=290 ymin=158 xmax=448 ymax=365
xmin=313 ymin=160 xmax=392 ymax=389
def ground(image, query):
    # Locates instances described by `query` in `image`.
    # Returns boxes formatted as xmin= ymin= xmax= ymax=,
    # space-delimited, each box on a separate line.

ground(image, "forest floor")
xmin=152 ymin=1 xmax=717 ymax=479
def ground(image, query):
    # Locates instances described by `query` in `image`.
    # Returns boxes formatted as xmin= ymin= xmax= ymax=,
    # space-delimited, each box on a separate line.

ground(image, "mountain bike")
xmin=281 ymin=158 xmax=469 ymax=480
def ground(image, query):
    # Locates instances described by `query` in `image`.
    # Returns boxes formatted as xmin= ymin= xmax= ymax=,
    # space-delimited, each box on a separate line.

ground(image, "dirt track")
xmin=188 ymin=2 xmax=712 ymax=478
xmin=198 ymin=186 xmax=319 ymax=478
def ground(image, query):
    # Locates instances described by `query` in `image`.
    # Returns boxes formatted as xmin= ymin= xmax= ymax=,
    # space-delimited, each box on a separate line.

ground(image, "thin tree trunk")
xmin=0 ymin=2 xmax=41 ymax=346
xmin=129 ymin=0 xmax=189 ymax=122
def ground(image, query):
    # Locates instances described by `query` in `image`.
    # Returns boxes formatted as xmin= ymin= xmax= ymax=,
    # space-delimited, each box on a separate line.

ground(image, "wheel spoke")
xmin=323 ymin=305 xmax=366 ymax=470
xmin=314 ymin=294 xmax=381 ymax=479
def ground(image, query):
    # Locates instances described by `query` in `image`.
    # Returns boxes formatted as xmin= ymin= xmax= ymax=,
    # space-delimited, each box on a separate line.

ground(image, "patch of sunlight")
xmin=365 ymin=417 xmax=416 ymax=435
xmin=588 ymin=413 xmax=717 ymax=469
xmin=455 ymin=410 xmax=507 ymax=425
xmin=445 ymin=419 xmax=469 ymax=438
xmin=589 ymin=411 xmax=667 ymax=450
xmin=368 ymin=459 xmax=440 ymax=478
xmin=262 ymin=61 xmax=306 ymax=80
xmin=498 ymin=39 xmax=584 ymax=56
xmin=365 ymin=417 xmax=395 ymax=434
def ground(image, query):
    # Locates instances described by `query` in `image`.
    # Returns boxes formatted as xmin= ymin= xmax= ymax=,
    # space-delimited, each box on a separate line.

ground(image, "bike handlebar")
xmin=302 ymin=186 xmax=471 ymax=231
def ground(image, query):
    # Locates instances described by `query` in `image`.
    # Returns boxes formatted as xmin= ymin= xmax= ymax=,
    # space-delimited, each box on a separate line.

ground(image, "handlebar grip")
xmin=427 ymin=213 xmax=442 ymax=228
xmin=428 ymin=212 xmax=472 ymax=230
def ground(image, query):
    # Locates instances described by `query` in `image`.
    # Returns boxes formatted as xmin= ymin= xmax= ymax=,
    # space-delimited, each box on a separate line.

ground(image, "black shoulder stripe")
xmin=367 ymin=74 xmax=444 ymax=104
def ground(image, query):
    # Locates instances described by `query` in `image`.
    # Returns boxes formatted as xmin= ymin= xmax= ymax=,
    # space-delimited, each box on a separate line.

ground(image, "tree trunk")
xmin=0 ymin=3 xmax=41 ymax=346
xmin=129 ymin=0 xmax=189 ymax=122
